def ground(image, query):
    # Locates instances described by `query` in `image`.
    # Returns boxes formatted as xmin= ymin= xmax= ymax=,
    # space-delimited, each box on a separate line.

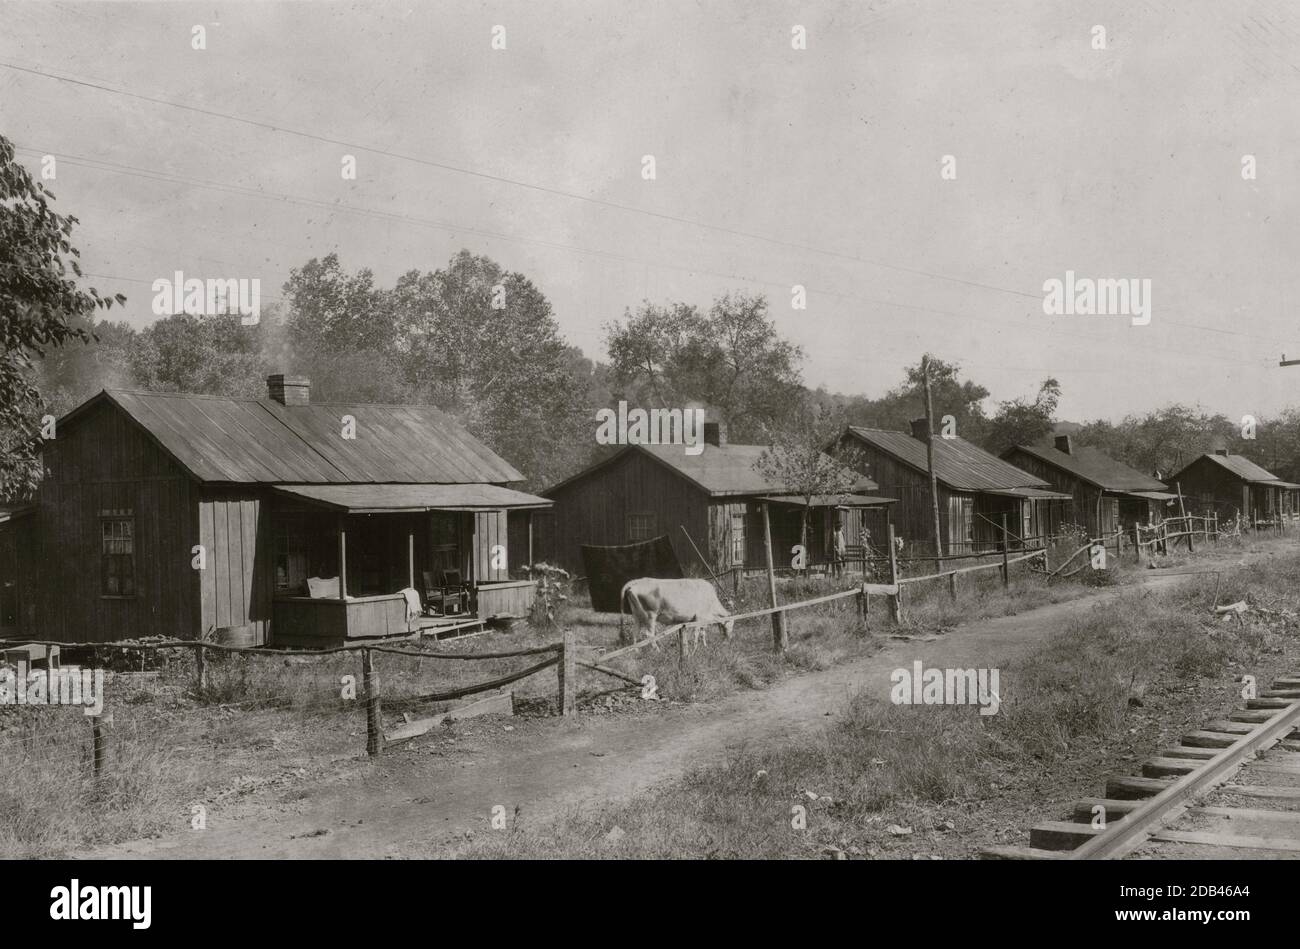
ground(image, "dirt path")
xmin=91 ymin=547 xmax=1278 ymax=859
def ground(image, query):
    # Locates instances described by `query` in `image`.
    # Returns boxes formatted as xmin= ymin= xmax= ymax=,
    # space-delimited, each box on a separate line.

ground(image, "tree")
xmin=752 ymin=397 xmax=865 ymax=579
xmin=131 ymin=310 xmax=272 ymax=398
xmin=835 ymin=355 xmax=992 ymax=442
xmin=0 ymin=134 xmax=126 ymax=499
xmin=983 ymin=377 xmax=1061 ymax=455
xmin=604 ymin=291 xmax=804 ymax=441
xmin=390 ymin=250 xmax=593 ymax=489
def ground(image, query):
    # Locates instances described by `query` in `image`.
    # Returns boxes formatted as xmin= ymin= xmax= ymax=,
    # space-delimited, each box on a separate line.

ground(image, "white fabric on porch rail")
xmin=271 ymin=483 xmax=553 ymax=512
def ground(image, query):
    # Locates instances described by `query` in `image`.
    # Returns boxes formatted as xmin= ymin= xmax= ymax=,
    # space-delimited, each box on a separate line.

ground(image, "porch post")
xmin=338 ymin=517 xmax=347 ymax=599
xmin=408 ymin=528 xmax=415 ymax=589
xmin=527 ymin=510 xmax=534 ymax=566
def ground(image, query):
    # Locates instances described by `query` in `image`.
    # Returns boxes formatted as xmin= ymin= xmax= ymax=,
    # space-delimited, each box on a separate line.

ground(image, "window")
xmin=274 ymin=527 xmax=309 ymax=593
xmin=101 ymin=516 xmax=135 ymax=596
xmin=627 ymin=513 xmax=656 ymax=542
xmin=730 ymin=514 xmax=746 ymax=566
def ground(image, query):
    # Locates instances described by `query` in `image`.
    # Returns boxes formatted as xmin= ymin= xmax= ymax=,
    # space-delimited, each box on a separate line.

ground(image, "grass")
xmin=462 ymin=537 xmax=1300 ymax=859
xmin=0 ymin=530 xmax=1279 ymax=858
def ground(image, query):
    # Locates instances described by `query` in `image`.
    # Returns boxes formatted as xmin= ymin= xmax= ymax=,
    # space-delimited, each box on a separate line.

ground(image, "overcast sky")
xmin=3 ymin=0 xmax=1299 ymax=423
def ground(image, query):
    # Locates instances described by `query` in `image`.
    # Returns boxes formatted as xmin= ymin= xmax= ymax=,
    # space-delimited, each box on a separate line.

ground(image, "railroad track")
xmin=983 ymin=672 xmax=1300 ymax=860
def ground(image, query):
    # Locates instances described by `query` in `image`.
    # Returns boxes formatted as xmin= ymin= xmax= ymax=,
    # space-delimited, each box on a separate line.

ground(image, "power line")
xmin=0 ymin=59 xmax=1045 ymax=301
xmin=13 ymin=146 xmax=1284 ymax=373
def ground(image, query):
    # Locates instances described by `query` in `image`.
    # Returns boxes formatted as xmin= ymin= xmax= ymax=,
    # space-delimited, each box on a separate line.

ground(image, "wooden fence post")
xmin=362 ymin=648 xmax=383 ymax=757
xmin=91 ymin=712 xmax=112 ymax=782
xmin=677 ymin=625 xmax=687 ymax=669
xmin=1213 ymin=512 xmax=1219 ymax=542
xmin=559 ymin=627 xmax=577 ymax=715
xmin=1000 ymin=513 xmax=1010 ymax=588
xmin=761 ymin=503 xmax=788 ymax=653
xmin=887 ymin=523 xmax=902 ymax=624
xmin=858 ymin=581 xmax=868 ymax=624
xmin=1133 ymin=524 xmax=1141 ymax=564
xmin=194 ymin=642 xmax=206 ymax=694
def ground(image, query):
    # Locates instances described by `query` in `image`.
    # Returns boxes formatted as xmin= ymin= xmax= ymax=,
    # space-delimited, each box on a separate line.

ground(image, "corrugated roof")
xmin=76 ymin=390 xmax=524 ymax=485
xmin=273 ymin=483 xmax=552 ymax=512
xmin=545 ymin=442 xmax=879 ymax=498
xmin=634 ymin=443 xmax=878 ymax=497
xmin=983 ymin=486 xmax=1073 ymax=500
xmin=1008 ymin=443 xmax=1170 ymax=493
xmin=1178 ymin=452 xmax=1282 ymax=484
xmin=1127 ymin=490 xmax=1178 ymax=501
xmin=758 ymin=494 xmax=896 ymax=508
xmin=844 ymin=427 xmax=1049 ymax=492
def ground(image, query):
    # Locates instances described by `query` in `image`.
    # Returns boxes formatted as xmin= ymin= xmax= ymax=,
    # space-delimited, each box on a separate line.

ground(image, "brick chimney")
xmin=703 ymin=419 xmax=727 ymax=448
xmin=267 ymin=374 xmax=310 ymax=406
xmin=909 ymin=417 xmax=930 ymax=443
xmin=1214 ymin=447 xmax=1230 ymax=456
xmin=1055 ymin=434 xmax=1073 ymax=455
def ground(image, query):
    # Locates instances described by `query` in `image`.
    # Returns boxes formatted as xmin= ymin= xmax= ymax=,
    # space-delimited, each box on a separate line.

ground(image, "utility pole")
xmin=921 ymin=355 xmax=945 ymax=582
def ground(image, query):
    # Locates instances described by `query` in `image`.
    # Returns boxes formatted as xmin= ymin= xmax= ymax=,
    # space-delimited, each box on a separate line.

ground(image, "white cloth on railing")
xmin=399 ymin=587 xmax=422 ymax=625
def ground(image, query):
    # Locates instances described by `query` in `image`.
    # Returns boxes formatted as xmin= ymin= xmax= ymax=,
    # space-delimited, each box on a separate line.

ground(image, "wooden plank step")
xmin=1277 ymin=740 xmax=1300 ymax=753
xmin=980 ymin=846 xmax=1066 ymax=860
xmin=1202 ymin=720 xmax=1255 ymax=735
xmin=1181 ymin=730 xmax=1238 ymax=748
xmin=1230 ymin=709 xmax=1276 ymax=723
xmin=1272 ymin=678 xmax=1300 ymax=688
xmin=1259 ymin=689 xmax=1300 ymax=699
xmin=1222 ymin=784 xmax=1300 ymax=800
xmin=1149 ymin=830 xmax=1300 ymax=853
xmin=1160 ymin=747 xmax=1218 ymax=760
xmin=1071 ymin=798 xmax=1142 ymax=821
xmin=1142 ymin=757 xmax=1201 ymax=778
xmin=1029 ymin=821 xmax=1106 ymax=850
xmin=1189 ymin=805 xmax=1300 ymax=823
xmin=1106 ymin=774 xmax=1173 ymax=799
xmin=1246 ymin=698 xmax=1296 ymax=710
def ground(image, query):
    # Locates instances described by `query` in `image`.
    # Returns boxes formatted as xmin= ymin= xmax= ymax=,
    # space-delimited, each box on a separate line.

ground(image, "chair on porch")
xmin=422 ymin=569 xmax=469 ymax=616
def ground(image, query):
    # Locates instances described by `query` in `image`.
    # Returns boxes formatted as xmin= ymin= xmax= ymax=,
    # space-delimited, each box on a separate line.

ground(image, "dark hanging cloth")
xmin=582 ymin=535 xmax=684 ymax=613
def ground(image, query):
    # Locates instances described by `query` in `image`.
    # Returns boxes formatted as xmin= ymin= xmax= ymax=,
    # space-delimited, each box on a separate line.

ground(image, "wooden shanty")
xmin=539 ymin=422 xmax=894 ymax=575
xmin=1167 ymin=449 xmax=1300 ymax=524
xmin=0 ymin=375 xmax=550 ymax=647
xmin=832 ymin=420 xmax=1072 ymax=555
xmin=1002 ymin=435 xmax=1177 ymax=536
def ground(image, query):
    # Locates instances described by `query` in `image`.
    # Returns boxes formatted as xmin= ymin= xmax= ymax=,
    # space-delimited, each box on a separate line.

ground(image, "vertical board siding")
xmin=28 ymin=401 xmax=199 ymax=643
xmin=198 ymin=489 xmax=270 ymax=644
xmin=544 ymin=450 xmax=710 ymax=573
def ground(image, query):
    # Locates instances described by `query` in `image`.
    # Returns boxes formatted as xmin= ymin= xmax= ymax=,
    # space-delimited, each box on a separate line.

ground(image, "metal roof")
xmin=1126 ymin=490 xmax=1179 ymax=501
xmin=272 ymin=483 xmax=552 ymax=513
xmin=757 ymin=493 xmax=896 ymax=508
xmin=1007 ymin=443 xmax=1170 ymax=493
xmin=844 ymin=427 xmax=1050 ymax=493
xmin=983 ymin=486 xmax=1073 ymax=500
xmin=547 ymin=442 xmax=879 ymax=498
xmin=70 ymin=390 xmax=525 ymax=485
xmin=1175 ymin=452 xmax=1283 ymax=485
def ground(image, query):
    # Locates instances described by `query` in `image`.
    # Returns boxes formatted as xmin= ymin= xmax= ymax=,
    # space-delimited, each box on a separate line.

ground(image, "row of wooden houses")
xmin=2 ymin=380 xmax=1298 ymax=648
xmin=535 ymin=419 xmax=1300 ymax=573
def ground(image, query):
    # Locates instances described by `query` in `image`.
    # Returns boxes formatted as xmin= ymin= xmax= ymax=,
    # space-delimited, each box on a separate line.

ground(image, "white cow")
xmin=619 ymin=578 xmax=734 ymax=647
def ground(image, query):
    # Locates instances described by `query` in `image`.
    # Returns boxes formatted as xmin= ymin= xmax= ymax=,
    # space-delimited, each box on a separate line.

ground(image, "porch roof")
xmin=1125 ymin=490 xmax=1178 ymax=501
xmin=757 ymin=494 xmax=896 ymax=508
xmin=982 ymin=486 xmax=1073 ymax=501
xmin=272 ymin=483 xmax=553 ymax=513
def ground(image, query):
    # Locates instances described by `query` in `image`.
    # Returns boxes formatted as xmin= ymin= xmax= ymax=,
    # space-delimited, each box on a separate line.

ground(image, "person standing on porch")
xmin=832 ymin=520 xmax=847 ymax=578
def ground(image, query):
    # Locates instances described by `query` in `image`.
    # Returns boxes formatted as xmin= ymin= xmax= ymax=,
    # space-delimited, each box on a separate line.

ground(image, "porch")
xmin=267 ymin=483 xmax=551 ymax=648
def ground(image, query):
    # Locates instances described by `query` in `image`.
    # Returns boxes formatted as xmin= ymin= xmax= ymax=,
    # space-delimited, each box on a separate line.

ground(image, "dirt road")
xmin=91 ymin=547 xmax=1277 ymax=859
